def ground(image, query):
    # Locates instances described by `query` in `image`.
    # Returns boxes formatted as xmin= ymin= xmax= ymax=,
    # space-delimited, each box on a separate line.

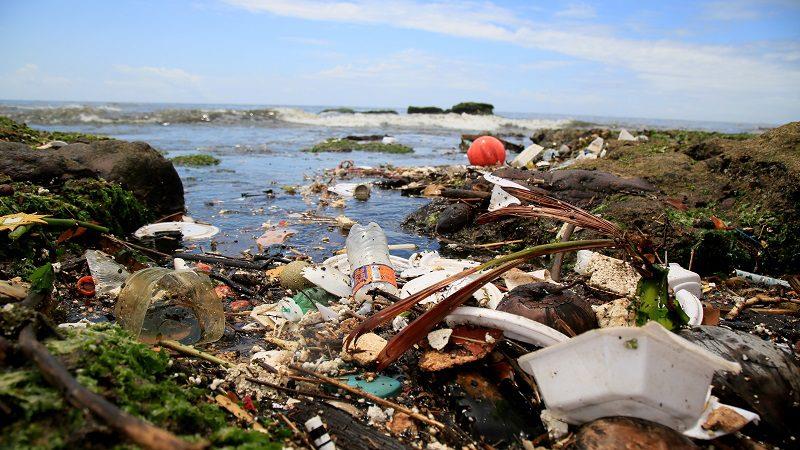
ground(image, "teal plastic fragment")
xmin=345 ymin=374 xmax=402 ymax=398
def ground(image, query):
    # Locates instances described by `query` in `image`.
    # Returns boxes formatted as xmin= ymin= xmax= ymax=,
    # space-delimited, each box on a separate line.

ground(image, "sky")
xmin=1 ymin=0 xmax=798 ymax=124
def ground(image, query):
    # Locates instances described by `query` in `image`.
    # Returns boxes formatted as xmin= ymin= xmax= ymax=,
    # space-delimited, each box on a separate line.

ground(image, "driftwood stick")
xmin=725 ymin=295 xmax=782 ymax=320
xmin=550 ymin=223 xmax=575 ymax=282
xmin=159 ymin=340 xmax=234 ymax=368
xmin=18 ymin=325 xmax=204 ymax=450
xmin=245 ymin=376 xmax=340 ymax=401
xmin=290 ymin=363 xmax=445 ymax=429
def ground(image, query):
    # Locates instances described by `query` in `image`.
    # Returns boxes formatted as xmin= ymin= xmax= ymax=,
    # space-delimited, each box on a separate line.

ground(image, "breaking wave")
xmin=0 ymin=103 xmax=568 ymax=132
xmin=272 ymin=108 xmax=569 ymax=132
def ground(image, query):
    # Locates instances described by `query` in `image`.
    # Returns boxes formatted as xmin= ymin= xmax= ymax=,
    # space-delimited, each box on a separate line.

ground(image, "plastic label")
xmin=351 ymin=263 xmax=397 ymax=295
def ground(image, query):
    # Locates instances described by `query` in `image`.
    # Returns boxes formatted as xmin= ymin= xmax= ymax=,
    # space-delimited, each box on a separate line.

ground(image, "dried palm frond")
xmin=478 ymin=187 xmax=656 ymax=277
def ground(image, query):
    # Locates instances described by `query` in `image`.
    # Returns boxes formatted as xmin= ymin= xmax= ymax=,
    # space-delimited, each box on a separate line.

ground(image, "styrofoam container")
xmin=517 ymin=322 xmax=741 ymax=431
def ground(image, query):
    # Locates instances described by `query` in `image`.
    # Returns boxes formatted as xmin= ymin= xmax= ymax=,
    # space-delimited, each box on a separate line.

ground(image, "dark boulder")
xmin=407 ymin=106 xmax=445 ymax=114
xmin=450 ymin=102 xmax=494 ymax=115
xmin=435 ymin=202 xmax=473 ymax=234
xmin=0 ymin=140 xmax=184 ymax=217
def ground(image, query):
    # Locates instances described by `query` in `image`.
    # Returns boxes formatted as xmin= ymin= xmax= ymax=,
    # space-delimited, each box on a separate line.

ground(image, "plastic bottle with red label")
xmin=345 ymin=222 xmax=399 ymax=302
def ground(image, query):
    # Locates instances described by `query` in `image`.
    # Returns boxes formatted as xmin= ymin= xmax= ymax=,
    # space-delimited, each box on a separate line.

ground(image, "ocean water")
xmin=0 ymin=101 xmax=770 ymax=260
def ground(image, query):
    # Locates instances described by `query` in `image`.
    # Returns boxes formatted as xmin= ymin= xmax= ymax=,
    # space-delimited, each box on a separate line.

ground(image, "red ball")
xmin=467 ymin=136 xmax=506 ymax=166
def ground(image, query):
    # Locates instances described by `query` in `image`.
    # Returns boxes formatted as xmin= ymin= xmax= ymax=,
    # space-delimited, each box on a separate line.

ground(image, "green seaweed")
xmin=305 ymin=138 xmax=413 ymax=154
xmin=170 ymin=154 xmax=220 ymax=166
xmin=0 ymin=324 xmax=288 ymax=449
xmin=0 ymin=116 xmax=106 ymax=145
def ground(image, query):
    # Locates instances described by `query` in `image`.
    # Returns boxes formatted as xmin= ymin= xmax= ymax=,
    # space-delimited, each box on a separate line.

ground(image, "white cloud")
xmin=312 ymin=49 xmax=489 ymax=91
xmin=554 ymin=3 xmax=596 ymax=20
xmin=280 ymin=36 xmax=332 ymax=46
xmin=223 ymin=0 xmax=800 ymax=122
xmin=519 ymin=60 xmax=575 ymax=71
xmin=113 ymin=65 xmax=202 ymax=85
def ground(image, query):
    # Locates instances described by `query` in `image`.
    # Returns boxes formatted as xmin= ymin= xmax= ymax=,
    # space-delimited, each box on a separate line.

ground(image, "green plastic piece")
xmin=292 ymin=287 xmax=335 ymax=313
xmin=345 ymin=375 xmax=402 ymax=398
xmin=635 ymin=265 xmax=689 ymax=330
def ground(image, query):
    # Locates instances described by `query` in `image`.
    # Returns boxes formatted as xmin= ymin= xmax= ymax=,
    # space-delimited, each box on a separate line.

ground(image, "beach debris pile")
xmin=2 ymin=120 xmax=799 ymax=450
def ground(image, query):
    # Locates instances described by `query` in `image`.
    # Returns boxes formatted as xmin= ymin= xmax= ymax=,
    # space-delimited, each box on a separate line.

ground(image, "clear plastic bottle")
xmin=345 ymin=222 xmax=399 ymax=302
xmin=115 ymin=267 xmax=224 ymax=344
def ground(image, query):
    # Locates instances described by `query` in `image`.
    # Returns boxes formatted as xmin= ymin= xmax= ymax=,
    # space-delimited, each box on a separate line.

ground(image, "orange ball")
xmin=467 ymin=136 xmax=506 ymax=166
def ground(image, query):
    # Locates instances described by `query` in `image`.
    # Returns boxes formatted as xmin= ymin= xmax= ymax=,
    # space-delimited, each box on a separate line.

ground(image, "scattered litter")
xmin=115 ymin=267 xmax=224 ymax=344
xmin=511 ymin=143 xmax=544 ymax=168
xmin=618 ymin=129 xmax=636 ymax=141
xmin=134 ymin=221 xmax=219 ymax=240
xmin=427 ymin=328 xmax=452 ymax=350
xmin=84 ymin=249 xmax=130 ymax=297
xmin=304 ymin=416 xmax=336 ymax=450
xmin=734 ymin=269 xmax=791 ymax=288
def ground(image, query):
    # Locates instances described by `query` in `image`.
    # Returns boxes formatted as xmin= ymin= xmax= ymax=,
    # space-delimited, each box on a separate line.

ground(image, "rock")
xmin=435 ymin=202 xmax=473 ymax=234
xmin=575 ymin=416 xmax=698 ymax=450
xmin=497 ymin=283 xmax=598 ymax=336
xmin=0 ymin=139 xmax=184 ymax=216
xmin=680 ymin=326 xmax=800 ymax=439
xmin=0 ymin=184 xmax=13 ymax=196
xmin=342 ymin=332 xmax=387 ymax=365
xmin=407 ymin=106 xmax=445 ymax=114
xmin=450 ymin=102 xmax=494 ymax=115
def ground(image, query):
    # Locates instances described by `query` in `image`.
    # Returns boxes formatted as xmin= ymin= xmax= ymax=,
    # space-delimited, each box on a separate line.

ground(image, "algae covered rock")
xmin=0 ymin=139 xmax=184 ymax=216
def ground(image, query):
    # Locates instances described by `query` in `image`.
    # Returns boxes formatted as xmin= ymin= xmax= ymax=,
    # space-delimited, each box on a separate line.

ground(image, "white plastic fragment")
xmin=511 ymin=143 xmax=544 ymax=168
xmin=586 ymin=137 xmax=604 ymax=154
xmin=668 ymin=263 xmax=703 ymax=299
xmin=488 ymin=184 xmax=521 ymax=212
xmin=133 ymin=221 xmax=219 ymax=240
xmin=676 ymin=290 xmax=704 ymax=326
xmin=302 ymin=265 xmax=351 ymax=298
xmin=445 ymin=306 xmax=569 ymax=347
xmin=517 ymin=322 xmax=742 ymax=432
xmin=427 ymin=328 xmax=453 ymax=350
xmin=618 ymin=129 xmax=636 ymax=141
xmin=540 ymin=409 xmax=569 ymax=441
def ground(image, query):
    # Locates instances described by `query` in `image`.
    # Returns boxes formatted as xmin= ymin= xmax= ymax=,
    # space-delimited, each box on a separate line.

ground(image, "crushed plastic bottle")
xmin=115 ymin=267 xmax=224 ymax=345
xmin=345 ymin=222 xmax=399 ymax=302
xmin=84 ymin=250 xmax=131 ymax=297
